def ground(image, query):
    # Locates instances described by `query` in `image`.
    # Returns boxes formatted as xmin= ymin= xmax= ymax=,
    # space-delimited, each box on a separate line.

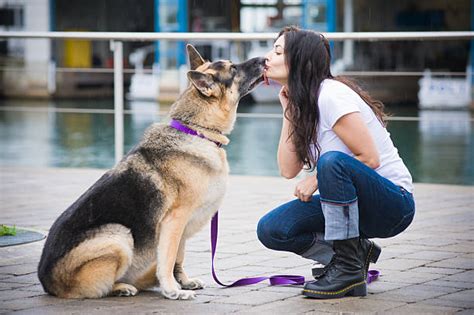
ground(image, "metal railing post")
xmin=110 ymin=40 xmax=124 ymax=164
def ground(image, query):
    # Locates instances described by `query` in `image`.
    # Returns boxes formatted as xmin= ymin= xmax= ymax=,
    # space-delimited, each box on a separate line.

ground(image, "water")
xmin=0 ymin=99 xmax=473 ymax=185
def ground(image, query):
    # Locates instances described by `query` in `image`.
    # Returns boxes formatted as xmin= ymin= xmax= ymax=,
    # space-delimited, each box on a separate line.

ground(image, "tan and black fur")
xmin=38 ymin=45 xmax=266 ymax=300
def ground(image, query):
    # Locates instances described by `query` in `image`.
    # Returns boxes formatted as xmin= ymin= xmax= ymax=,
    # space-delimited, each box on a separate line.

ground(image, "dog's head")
xmin=186 ymin=44 xmax=266 ymax=101
xmin=170 ymin=44 xmax=265 ymax=136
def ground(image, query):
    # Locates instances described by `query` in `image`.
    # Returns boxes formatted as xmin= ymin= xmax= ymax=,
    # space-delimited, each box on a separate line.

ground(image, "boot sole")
xmin=302 ymin=281 xmax=367 ymax=299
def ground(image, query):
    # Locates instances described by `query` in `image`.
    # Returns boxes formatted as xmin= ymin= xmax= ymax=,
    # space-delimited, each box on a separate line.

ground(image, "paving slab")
xmin=1 ymin=166 xmax=473 ymax=314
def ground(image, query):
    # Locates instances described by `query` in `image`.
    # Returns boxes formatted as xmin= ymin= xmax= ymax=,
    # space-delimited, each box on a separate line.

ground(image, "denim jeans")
xmin=257 ymin=151 xmax=415 ymax=264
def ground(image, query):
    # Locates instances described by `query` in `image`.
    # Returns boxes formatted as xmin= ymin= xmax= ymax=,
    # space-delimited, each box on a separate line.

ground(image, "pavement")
xmin=0 ymin=166 xmax=473 ymax=314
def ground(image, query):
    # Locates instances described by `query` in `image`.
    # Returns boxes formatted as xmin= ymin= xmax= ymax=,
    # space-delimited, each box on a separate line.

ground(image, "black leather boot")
xmin=359 ymin=238 xmax=381 ymax=279
xmin=303 ymin=238 xmax=367 ymax=299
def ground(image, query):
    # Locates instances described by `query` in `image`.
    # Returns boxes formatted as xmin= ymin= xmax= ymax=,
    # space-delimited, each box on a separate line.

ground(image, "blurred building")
xmin=0 ymin=0 xmax=472 ymax=104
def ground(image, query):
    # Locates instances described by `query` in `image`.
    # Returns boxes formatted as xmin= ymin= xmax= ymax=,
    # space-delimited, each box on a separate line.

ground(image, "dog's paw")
xmin=162 ymin=288 xmax=196 ymax=300
xmin=111 ymin=283 xmax=138 ymax=297
xmin=179 ymin=278 xmax=205 ymax=290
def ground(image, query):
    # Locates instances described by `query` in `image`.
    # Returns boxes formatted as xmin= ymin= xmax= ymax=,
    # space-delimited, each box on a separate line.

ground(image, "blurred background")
xmin=0 ymin=0 xmax=473 ymax=185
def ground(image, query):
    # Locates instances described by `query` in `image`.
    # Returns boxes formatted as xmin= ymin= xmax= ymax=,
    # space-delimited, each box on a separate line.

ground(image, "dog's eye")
xmin=230 ymin=65 xmax=237 ymax=71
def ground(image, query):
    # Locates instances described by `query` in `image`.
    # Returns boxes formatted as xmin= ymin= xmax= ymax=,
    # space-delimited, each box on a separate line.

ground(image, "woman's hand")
xmin=294 ymin=175 xmax=318 ymax=202
xmin=279 ymin=86 xmax=289 ymax=110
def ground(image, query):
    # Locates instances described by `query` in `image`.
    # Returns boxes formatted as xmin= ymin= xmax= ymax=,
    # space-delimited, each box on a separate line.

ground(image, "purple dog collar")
xmin=169 ymin=119 xmax=223 ymax=148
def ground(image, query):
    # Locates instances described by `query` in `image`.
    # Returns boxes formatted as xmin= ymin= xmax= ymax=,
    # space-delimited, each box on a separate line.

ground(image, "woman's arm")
xmin=278 ymin=117 xmax=303 ymax=178
xmin=332 ymin=112 xmax=381 ymax=169
xmin=277 ymin=86 xmax=303 ymax=179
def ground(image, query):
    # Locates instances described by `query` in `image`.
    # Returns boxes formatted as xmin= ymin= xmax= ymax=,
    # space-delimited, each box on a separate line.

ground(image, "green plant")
xmin=0 ymin=225 xmax=17 ymax=236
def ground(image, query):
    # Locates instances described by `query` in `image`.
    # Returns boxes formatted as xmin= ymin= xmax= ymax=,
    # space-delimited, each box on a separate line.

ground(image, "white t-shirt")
xmin=315 ymin=79 xmax=414 ymax=192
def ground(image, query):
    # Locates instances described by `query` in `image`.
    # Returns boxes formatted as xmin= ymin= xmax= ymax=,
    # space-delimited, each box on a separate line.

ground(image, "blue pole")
xmin=327 ymin=0 xmax=336 ymax=32
xmin=301 ymin=0 xmax=307 ymax=28
xmin=327 ymin=0 xmax=336 ymax=58
xmin=471 ymin=0 xmax=473 ymax=88
xmin=177 ymin=0 xmax=188 ymax=66
xmin=154 ymin=0 xmax=160 ymax=65
xmin=49 ymin=0 xmax=55 ymax=31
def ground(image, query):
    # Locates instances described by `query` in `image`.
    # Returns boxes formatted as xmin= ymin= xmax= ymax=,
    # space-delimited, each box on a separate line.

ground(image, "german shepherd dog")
xmin=38 ymin=45 xmax=266 ymax=300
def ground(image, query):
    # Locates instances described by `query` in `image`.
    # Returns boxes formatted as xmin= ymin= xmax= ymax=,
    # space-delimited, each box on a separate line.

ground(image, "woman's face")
xmin=264 ymin=35 xmax=289 ymax=86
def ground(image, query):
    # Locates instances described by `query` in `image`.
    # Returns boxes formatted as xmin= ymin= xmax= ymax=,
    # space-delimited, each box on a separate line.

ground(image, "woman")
xmin=256 ymin=26 xmax=415 ymax=299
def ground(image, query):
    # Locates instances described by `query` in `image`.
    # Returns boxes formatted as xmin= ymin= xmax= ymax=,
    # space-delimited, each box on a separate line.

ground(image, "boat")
xmin=127 ymin=45 xmax=160 ymax=101
xmin=418 ymin=68 xmax=471 ymax=109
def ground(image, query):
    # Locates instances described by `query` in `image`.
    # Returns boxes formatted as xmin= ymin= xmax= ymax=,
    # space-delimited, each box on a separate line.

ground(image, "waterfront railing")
xmin=0 ymin=31 xmax=473 ymax=163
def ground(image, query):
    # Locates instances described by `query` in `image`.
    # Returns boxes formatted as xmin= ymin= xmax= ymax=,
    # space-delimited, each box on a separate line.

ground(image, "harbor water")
xmin=0 ymin=99 xmax=473 ymax=185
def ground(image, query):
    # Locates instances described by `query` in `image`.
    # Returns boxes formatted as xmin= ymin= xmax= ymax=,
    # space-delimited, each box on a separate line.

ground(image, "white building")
xmin=1 ymin=0 xmax=51 ymax=97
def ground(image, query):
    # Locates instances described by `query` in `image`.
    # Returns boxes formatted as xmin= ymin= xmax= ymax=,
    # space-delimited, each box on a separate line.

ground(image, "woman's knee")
xmin=256 ymin=214 xmax=288 ymax=250
xmin=317 ymin=151 xmax=349 ymax=180
xmin=256 ymin=216 xmax=274 ymax=249
xmin=317 ymin=151 xmax=346 ymax=171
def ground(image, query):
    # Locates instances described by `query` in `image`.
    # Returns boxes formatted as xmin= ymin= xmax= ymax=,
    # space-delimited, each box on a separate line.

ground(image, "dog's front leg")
xmin=174 ymin=238 xmax=204 ymax=290
xmin=157 ymin=211 xmax=196 ymax=300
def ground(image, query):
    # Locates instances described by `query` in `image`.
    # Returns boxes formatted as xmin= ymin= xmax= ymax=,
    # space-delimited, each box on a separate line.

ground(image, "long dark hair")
xmin=279 ymin=26 xmax=387 ymax=171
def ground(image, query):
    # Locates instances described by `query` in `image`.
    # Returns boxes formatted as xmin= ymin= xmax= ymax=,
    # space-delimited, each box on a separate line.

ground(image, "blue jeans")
xmin=257 ymin=151 xmax=415 ymax=264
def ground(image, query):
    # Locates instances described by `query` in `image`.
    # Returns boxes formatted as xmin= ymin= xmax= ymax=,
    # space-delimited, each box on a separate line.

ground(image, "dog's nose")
xmin=252 ymin=57 xmax=267 ymax=71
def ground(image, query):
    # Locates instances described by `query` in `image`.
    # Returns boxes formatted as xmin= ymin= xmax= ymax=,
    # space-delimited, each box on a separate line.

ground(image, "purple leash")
xmin=210 ymin=212 xmax=380 ymax=287
xmin=211 ymin=212 xmax=305 ymax=287
xmin=367 ymin=269 xmax=379 ymax=284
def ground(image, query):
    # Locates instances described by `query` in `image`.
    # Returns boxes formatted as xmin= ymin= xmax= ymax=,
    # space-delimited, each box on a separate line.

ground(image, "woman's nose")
xmin=264 ymin=51 xmax=271 ymax=61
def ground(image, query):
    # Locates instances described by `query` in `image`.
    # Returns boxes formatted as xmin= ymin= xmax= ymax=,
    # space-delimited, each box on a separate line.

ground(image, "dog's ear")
xmin=187 ymin=70 xmax=217 ymax=97
xmin=187 ymin=44 xmax=205 ymax=70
